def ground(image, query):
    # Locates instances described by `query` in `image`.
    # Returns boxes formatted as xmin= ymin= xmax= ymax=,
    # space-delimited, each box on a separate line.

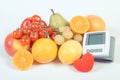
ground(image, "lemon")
xmin=58 ymin=40 xmax=82 ymax=64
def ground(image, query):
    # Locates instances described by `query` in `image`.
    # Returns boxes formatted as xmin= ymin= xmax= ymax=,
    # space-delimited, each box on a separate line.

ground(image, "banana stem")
xmin=51 ymin=9 xmax=55 ymax=15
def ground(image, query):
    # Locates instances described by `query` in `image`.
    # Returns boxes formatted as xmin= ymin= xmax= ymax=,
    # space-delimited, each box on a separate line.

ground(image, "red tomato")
xmin=20 ymin=17 xmax=32 ymax=29
xmin=30 ymin=31 xmax=39 ymax=42
xmin=38 ymin=20 xmax=47 ymax=27
xmin=22 ymin=27 xmax=31 ymax=35
xmin=20 ymin=17 xmax=32 ymax=34
xmin=38 ymin=30 xmax=49 ymax=38
xmin=31 ymin=22 xmax=40 ymax=31
xmin=46 ymin=26 xmax=54 ymax=35
xmin=50 ymin=33 xmax=55 ymax=40
xmin=31 ymin=15 xmax=41 ymax=22
xmin=12 ymin=28 xmax=23 ymax=39
xmin=20 ymin=35 xmax=31 ymax=45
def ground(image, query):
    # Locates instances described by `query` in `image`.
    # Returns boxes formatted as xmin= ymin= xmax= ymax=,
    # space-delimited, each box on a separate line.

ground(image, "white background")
xmin=0 ymin=0 xmax=120 ymax=80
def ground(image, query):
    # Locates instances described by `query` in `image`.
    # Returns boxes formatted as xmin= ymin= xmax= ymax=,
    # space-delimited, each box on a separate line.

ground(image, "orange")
xmin=58 ymin=40 xmax=82 ymax=64
xmin=70 ymin=16 xmax=89 ymax=34
xmin=32 ymin=38 xmax=58 ymax=63
xmin=86 ymin=15 xmax=106 ymax=32
xmin=12 ymin=49 xmax=33 ymax=70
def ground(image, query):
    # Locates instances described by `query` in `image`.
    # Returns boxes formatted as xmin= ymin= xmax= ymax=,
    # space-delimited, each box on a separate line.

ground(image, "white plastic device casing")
xmin=83 ymin=31 xmax=110 ymax=58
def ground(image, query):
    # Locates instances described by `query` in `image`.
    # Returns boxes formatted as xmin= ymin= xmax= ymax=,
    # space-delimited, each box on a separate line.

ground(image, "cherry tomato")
xmin=50 ymin=33 xmax=55 ymax=40
xmin=46 ymin=26 xmax=54 ymax=35
xmin=20 ymin=17 xmax=32 ymax=29
xmin=12 ymin=28 xmax=23 ymax=39
xmin=38 ymin=20 xmax=47 ymax=27
xmin=20 ymin=35 xmax=31 ymax=45
xmin=22 ymin=27 xmax=31 ymax=35
xmin=38 ymin=30 xmax=49 ymax=38
xmin=20 ymin=18 xmax=32 ymax=34
xmin=31 ymin=15 xmax=41 ymax=22
xmin=31 ymin=22 xmax=40 ymax=31
xmin=30 ymin=31 xmax=39 ymax=42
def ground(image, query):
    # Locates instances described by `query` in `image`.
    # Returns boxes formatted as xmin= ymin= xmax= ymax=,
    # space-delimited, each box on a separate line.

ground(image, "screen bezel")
xmin=83 ymin=31 xmax=110 ymax=58
xmin=86 ymin=32 xmax=105 ymax=45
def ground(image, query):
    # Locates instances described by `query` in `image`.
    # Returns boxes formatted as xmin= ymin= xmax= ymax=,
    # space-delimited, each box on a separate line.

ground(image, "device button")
xmin=87 ymin=49 xmax=94 ymax=53
xmin=98 ymin=48 xmax=103 ymax=52
xmin=87 ymin=48 xmax=103 ymax=53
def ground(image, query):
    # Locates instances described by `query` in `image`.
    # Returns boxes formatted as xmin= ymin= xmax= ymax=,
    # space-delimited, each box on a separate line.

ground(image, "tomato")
xmin=31 ymin=15 xmax=41 ymax=22
xmin=38 ymin=20 xmax=47 ymax=27
xmin=22 ymin=27 xmax=31 ymax=35
xmin=46 ymin=26 xmax=54 ymax=35
xmin=20 ymin=35 xmax=31 ymax=45
xmin=31 ymin=22 xmax=40 ymax=31
xmin=20 ymin=17 xmax=32 ymax=29
xmin=30 ymin=31 xmax=39 ymax=42
xmin=38 ymin=30 xmax=49 ymax=38
xmin=20 ymin=18 xmax=32 ymax=34
xmin=50 ymin=33 xmax=55 ymax=40
xmin=12 ymin=28 xmax=23 ymax=39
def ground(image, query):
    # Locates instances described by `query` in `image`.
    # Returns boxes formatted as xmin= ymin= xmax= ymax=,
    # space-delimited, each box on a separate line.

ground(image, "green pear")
xmin=49 ymin=9 xmax=69 ymax=28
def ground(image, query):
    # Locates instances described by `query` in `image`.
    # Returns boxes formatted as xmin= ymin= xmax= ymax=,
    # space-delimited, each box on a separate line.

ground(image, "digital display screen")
xmin=88 ymin=33 xmax=105 ymax=45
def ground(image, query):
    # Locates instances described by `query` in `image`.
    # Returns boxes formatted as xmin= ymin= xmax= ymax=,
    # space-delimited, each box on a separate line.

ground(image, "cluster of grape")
xmin=54 ymin=26 xmax=83 ymax=45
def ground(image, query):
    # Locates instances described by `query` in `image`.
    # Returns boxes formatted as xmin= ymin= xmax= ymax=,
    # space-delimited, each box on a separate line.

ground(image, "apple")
xmin=4 ymin=33 xmax=30 ymax=56
xmin=73 ymin=52 xmax=94 ymax=72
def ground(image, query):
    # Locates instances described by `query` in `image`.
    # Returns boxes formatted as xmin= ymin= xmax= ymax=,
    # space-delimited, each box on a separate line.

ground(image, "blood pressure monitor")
xmin=83 ymin=31 xmax=115 ymax=61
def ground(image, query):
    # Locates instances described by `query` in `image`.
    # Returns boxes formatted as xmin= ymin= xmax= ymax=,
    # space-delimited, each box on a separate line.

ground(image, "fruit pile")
xmin=4 ymin=14 xmax=55 ymax=56
xmin=4 ymin=9 xmax=106 ymax=72
xmin=13 ymin=15 xmax=55 ymax=46
xmin=54 ymin=26 xmax=83 ymax=45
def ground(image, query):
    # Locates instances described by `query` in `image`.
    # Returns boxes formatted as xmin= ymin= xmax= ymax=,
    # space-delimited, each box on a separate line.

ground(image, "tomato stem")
xmin=44 ymin=32 xmax=50 ymax=38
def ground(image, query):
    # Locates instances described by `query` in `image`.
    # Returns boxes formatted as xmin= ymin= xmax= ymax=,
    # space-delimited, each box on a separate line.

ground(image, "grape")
xmin=62 ymin=30 xmax=73 ymax=39
xmin=59 ymin=26 xmax=70 ymax=33
xmin=73 ymin=34 xmax=83 ymax=42
xmin=54 ymin=35 xmax=65 ymax=45
xmin=59 ymin=26 xmax=66 ymax=33
xmin=64 ymin=26 xmax=71 ymax=31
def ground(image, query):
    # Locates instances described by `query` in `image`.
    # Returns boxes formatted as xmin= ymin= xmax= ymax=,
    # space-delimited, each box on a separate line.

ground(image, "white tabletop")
xmin=0 ymin=0 xmax=120 ymax=80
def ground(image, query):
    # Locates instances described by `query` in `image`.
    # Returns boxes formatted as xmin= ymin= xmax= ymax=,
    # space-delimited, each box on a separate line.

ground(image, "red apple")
xmin=73 ymin=52 xmax=94 ymax=72
xmin=4 ymin=33 xmax=30 ymax=56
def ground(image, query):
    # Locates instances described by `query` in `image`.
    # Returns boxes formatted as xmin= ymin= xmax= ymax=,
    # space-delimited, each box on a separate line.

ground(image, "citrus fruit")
xmin=12 ymin=49 xmax=33 ymax=70
xmin=32 ymin=38 xmax=58 ymax=63
xmin=86 ymin=15 xmax=106 ymax=32
xmin=70 ymin=16 xmax=89 ymax=34
xmin=58 ymin=40 xmax=82 ymax=64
